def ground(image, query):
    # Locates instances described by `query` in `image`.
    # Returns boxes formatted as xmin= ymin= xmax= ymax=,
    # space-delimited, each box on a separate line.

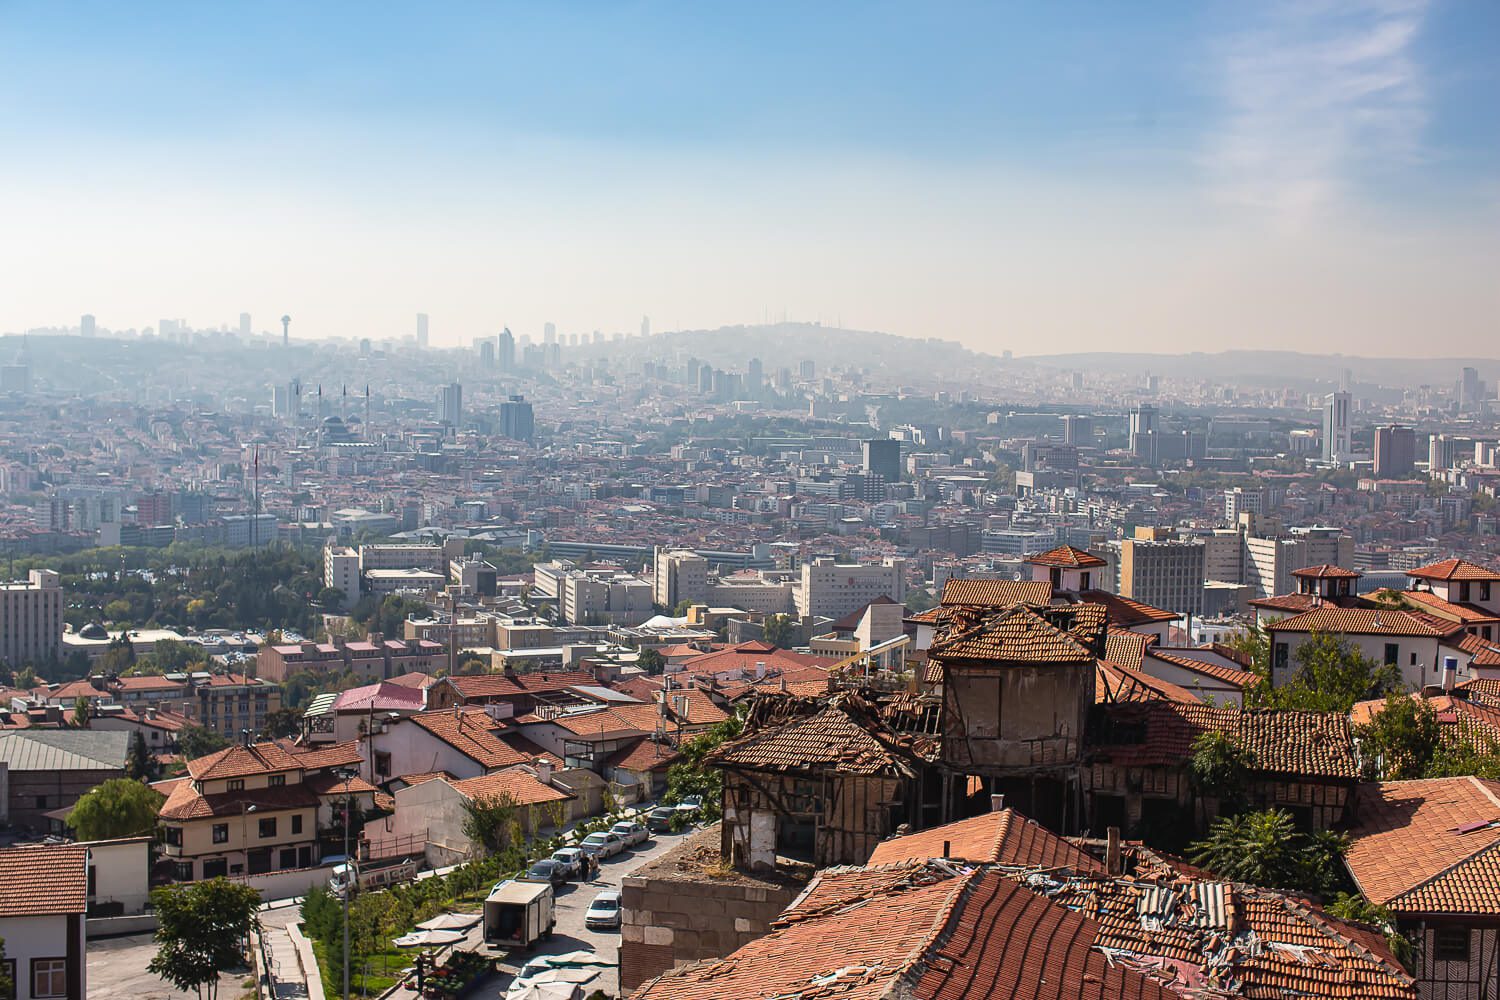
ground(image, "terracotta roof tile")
xmin=1144 ymin=649 xmax=1259 ymax=689
xmin=1073 ymin=589 xmax=1179 ymax=626
xmin=0 ymin=844 xmax=88 ymax=916
xmin=1408 ymin=558 xmax=1500 ymax=581
xmin=1266 ymin=604 xmax=1462 ymax=638
xmin=867 ymin=809 xmax=1104 ymax=871
xmin=411 ymin=709 xmax=529 ymax=770
xmin=1292 ymin=564 xmax=1362 ymax=579
xmin=712 ymin=695 xmax=933 ymax=777
xmin=159 ymin=781 xmax=321 ymax=821
xmin=1103 ymin=628 xmax=1153 ymax=671
xmin=929 ymin=604 xmax=1104 ymax=665
xmin=1090 ymin=702 xmax=1359 ymax=779
xmin=1096 ymin=659 xmax=1202 ymax=705
xmin=1345 ymin=776 xmax=1500 ymax=915
xmin=1026 ymin=544 xmax=1108 ymax=569
xmin=448 ymin=767 xmax=573 ymax=807
xmin=939 ymin=578 xmax=1052 ymax=607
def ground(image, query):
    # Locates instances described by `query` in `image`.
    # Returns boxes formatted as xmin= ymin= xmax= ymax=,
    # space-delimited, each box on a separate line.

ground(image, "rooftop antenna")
xmin=281 ymin=315 xmax=290 ymax=346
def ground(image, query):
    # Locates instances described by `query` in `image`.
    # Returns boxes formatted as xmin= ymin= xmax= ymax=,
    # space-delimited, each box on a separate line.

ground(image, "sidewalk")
xmin=262 ymin=922 xmax=312 ymax=1000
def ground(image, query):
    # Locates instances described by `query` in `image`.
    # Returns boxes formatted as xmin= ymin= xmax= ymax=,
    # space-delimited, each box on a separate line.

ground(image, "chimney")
xmin=754 ymin=660 xmax=766 ymax=681
xmin=990 ymin=793 xmax=1005 ymax=813
xmin=534 ymin=757 xmax=553 ymax=784
xmin=942 ymin=840 xmax=951 ymax=858
xmin=1106 ymin=826 xmax=1122 ymax=875
xmin=146 ymin=707 xmax=157 ymax=720
xmin=1443 ymin=655 xmax=1459 ymax=692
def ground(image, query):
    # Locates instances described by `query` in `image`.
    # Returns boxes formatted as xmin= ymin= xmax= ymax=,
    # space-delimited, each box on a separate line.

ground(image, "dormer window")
xmin=228 ymin=779 xmax=244 ymax=792
xmin=269 ymin=774 xmax=285 ymax=787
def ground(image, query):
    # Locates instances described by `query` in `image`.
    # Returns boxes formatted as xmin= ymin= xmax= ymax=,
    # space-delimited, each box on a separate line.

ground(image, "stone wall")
xmin=620 ymin=824 xmax=810 ymax=992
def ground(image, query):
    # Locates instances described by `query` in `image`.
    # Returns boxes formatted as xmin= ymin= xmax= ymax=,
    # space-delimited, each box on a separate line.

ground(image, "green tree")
xmin=148 ymin=878 xmax=262 ymax=1000
xmin=73 ymin=695 xmax=92 ymax=728
xmin=1188 ymin=808 xmax=1350 ymax=895
xmin=67 ymin=778 xmax=165 ymax=841
xmin=636 ymin=648 xmax=665 ymax=675
xmin=1357 ymin=693 xmax=1442 ymax=779
xmin=762 ymin=614 xmax=797 ymax=648
xmin=1249 ymin=631 xmax=1401 ymax=714
xmin=663 ymin=707 xmax=746 ymax=821
xmin=671 ymin=599 xmax=694 ymax=617
xmin=100 ymin=633 xmax=137 ymax=673
xmin=178 ymin=725 xmax=231 ymax=760
xmin=461 ymin=792 xmax=521 ymax=855
xmin=903 ymin=588 xmax=937 ymax=614
xmin=0 ymin=938 xmax=11 ymax=1000
xmin=1188 ymin=731 xmax=1256 ymax=815
xmin=1325 ymin=894 xmax=1414 ymax=971
xmin=126 ymin=730 xmax=160 ymax=781
xmin=258 ymin=708 xmax=303 ymax=740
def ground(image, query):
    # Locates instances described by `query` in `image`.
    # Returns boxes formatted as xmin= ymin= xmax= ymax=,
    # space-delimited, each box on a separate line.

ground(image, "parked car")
xmin=645 ymin=806 xmax=678 ymax=833
xmin=675 ymin=795 xmax=704 ymax=816
xmin=550 ymin=847 xmax=586 ymax=879
xmin=520 ymin=859 xmax=568 ymax=887
xmin=579 ymin=831 xmax=626 ymax=859
xmin=584 ymin=889 xmax=623 ymax=930
xmin=610 ymin=820 xmax=650 ymax=848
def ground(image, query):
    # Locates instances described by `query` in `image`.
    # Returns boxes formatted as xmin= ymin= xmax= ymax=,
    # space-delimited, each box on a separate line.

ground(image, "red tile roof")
xmin=939 ymin=578 xmax=1052 ymax=607
xmin=1408 ymin=558 xmax=1500 ymax=581
xmin=1073 ymin=589 xmax=1179 ymax=626
xmin=1144 ymin=649 xmax=1259 ymax=690
xmin=928 ymin=604 xmax=1104 ymax=665
xmin=1026 ymin=544 xmax=1108 ymax=569
xmin=1345 ymin=777 xmax=1500 ymax=915
xmin=410 ymin=709 xmax=529 ymax=770
xmin=0 ymin=844 xmax=88 ymax=916
xmin=159 ymin=781 xmax=321 ymax=821
xmin=1103 ymin=628 xmax=1153 ymax=671
xmin=713 ymin=695 xmax=935 ymax=778
xmin=603 ymin=736 xmax=680 ymax=773
xmin=867 ymin=809 xmax=1104 ymax=871
xmin=187 ymin=739 xmax=362 ymax=781
xmin=1266 ymin=604 xmax=1462 ymax=638
xmin=1292 ymin=564 xmax=1362 ymax=579
xmin=1374 ymin=588 xmax=1500 ymax=625
xmin=1096 ymin=659 xmax=1202 ymax=705
xmin=449 ymin=767 xmax=573 ymax=807
xmin=1091 ymin=702 xmax=1359 ymax=779
xmin=440 ymin=670 xmax=599 ymax=702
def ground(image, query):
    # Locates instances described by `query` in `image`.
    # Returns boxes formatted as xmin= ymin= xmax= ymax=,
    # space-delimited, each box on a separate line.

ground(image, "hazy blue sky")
xmin=2 ymin=1 xmax=1496 ymax=355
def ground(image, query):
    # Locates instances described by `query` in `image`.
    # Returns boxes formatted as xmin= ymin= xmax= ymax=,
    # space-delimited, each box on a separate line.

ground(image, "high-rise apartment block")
xmin=862 ymin=439 xmax=902 ymax=483
xmin=1322 ymin=391 xmax=1352 ymax=463
xmin=440 ymin=383 xmax=462 ymax=428
xmin=499 ymin=395 xmax=535 ymax=444
xmin=795 ymin=557 xmax=906 ymax=620
xmin=0 ymin=570 xmax=64 ymax=666
xmin=1113 ymin=528 xmax=1203 ymax=621
xmin=416 ymin=313 xmax=429 ymax=348
xmin=1373 ymin=425 xmax=1417 ymax=478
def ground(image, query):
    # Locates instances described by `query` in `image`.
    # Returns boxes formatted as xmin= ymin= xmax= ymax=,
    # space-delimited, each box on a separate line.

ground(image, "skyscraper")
xmin=80 ymin=314 xmax=96 ymax=338
xmin=543 ymin=322 xmax=556 ymax=345
xmin=1128 ymin=405 xmax=1158 ymax=465
xmin=479 ymin=340 xmax=495 ymax=369
xmin=640 ymin=315 xmax=650 ymax=338
xmin=863 ymin=439 xmax=901 ymax=482
xmin=1373 ymin=425 xmax=1417 ymax=478
xmin=499 ymin=395 xmax=535 ymax=444
xmin=498 ymin=328 xmax=516 ymax=372
xmin=1322 ymin=391 xmax=1352 ymax=463
xmin=416 ymin=313 xmax=429 ymax=349
xmin=1459 ymin=367 xmax=1484 ymax=412
xmin=440 ymin=383 xmax=462 ymax=428
xmin=238 ymin=312 xmax=251 ymax=337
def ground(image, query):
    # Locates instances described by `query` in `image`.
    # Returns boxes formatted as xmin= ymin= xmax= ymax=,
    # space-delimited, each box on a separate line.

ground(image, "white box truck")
xmin=484 ymin=880 xmax=555 ymax=950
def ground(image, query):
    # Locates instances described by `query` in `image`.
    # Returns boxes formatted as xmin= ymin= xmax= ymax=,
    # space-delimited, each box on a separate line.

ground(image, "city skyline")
xmin=3 ymin=1 xmax=1498 ymax=355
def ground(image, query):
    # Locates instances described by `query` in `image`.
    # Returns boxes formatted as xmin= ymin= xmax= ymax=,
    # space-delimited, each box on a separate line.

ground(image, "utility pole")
xmin=338 ymin=768 xmax=355 ymax=1000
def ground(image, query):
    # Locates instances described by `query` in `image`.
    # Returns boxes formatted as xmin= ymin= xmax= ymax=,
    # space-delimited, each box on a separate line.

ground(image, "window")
xmin=32 ymin=958 xmax=67 ymax=999
xmin=1384 ymin=643 xmax=1399 ymax=666
xmin=174 ymin=861 xmax=194 ymax=881
xmin=1434 ymin=926 xmax=1470 ymax=962
xmin=1460 ymin=582 xmax=1471 ymax=603
xmin=291 ymin=814 xmax=303 ymax=835
xmin=259 ymin=817 xmax=278 ymax=838
xmin=1410 ymin=651 xmax=1418 ymax=666
xmin=1273 ymin=642 xmax=1289 ymax=673
xmin=213 ymin=823 xmax=229 ymax=844
xmin=164 ymin=826 xmax=183 ymax=847
xmin=279 ymin=848 xmax=298 ymax=870
xmin=228 ymin=779 xmax=245 ymax=792
xmin=34 ymin=795 xmax=47 ymax=810
xmin=269 ymin=774 xmax=286 ymax=787
xmin=203 ymin=857 xmax=228 ymax=878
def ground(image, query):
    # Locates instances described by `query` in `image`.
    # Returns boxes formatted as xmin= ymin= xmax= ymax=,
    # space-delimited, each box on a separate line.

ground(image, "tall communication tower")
xmin=281 ymin=315 xmax=291 ymax=346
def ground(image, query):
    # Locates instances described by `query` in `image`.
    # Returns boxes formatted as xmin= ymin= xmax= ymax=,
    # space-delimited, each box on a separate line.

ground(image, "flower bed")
xmin=419 ymin=949 xmax=491 ymax=999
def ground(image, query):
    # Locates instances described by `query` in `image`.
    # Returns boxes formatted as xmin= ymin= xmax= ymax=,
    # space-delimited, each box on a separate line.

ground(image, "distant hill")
xmin=1021 ymin=349 xmax=1499 ymax=388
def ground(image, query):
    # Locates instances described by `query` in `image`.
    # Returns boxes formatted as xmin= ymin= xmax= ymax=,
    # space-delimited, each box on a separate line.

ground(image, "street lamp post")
xmin=335 ymin=767 xmax=357 ymax=1000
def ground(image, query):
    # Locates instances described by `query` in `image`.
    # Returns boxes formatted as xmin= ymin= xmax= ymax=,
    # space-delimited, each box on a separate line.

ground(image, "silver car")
xmin=584 ymin=889 xmax=622 ymax=930
xmin=579 ymin=831 xmax=626 ymax=859
xmin=609 ymin=820 xmax=650 ymax=848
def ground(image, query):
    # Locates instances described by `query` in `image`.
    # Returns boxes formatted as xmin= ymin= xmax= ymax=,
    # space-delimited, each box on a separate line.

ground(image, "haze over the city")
xmin=3 ymin=1 xmax=1498 ymax=355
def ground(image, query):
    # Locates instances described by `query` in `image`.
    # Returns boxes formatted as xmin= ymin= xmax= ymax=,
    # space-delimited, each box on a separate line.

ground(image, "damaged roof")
xmin=928 ymin=603 xmax=1107 ymax=665
xmin=710 ymin=692 xmax=937 ymax=778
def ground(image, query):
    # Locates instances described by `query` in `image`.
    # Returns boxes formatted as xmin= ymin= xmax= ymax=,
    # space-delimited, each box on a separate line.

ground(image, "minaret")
xmin=281 ymin=315 xmax=291 ymax=346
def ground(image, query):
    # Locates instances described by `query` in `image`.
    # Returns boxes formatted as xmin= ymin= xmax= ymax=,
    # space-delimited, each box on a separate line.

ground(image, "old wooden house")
xmin=1083 ymin=700 xmax=1359 ymax=840
xmin=926 ymin=602 xmax=1107 ymax=831
xmin=711 ymin=693 xmax=940 ymax=871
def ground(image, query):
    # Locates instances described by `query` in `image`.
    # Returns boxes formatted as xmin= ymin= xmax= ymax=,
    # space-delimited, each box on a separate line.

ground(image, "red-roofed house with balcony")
xmin=158 ymin=739 xmax=368 ymax=880
xmin=364 ymin=707 xmax=529 ymax=784
xmin=382 ymin=765 xmax=574 ymax=867
xmin=1266 ymin=603 xmax=1466 ymax=690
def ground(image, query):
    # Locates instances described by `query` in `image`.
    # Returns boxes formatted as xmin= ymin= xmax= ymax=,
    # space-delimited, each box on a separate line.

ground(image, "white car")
xmin=584 ymin=889 xmax=622 ymax=930
xmin=579 ymin=831 xmax=626 ymax=859
xmin=609 ymin=820 xmax=650 ymax=848
xmin=675 ymin=795 xmax=704 ymax=815
xmin=550 ymin=847 xmax=586 ymax=879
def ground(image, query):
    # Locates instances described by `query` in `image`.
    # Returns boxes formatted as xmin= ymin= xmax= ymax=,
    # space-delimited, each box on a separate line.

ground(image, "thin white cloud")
xmin=1208 ymin=0 xmax=1429 ymax=224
